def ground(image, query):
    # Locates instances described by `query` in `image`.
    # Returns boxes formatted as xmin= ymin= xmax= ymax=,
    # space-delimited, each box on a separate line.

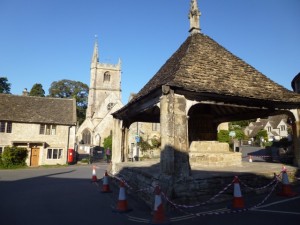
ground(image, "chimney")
xmin=22 ymin=88 xmax=29 ymax=96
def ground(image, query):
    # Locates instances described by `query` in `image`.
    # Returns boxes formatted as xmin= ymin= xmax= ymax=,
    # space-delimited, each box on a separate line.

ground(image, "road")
xmin=0 ymin=164 xmax=299 ymax=225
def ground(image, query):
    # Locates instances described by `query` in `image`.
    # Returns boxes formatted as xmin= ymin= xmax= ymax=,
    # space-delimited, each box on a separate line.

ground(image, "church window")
xmin=104 ymin=71 xmax=110 ymax=82
xmin=82 ymin=129 xmax=91 ymax=144
xmin=107 ymin=103 xmax=114 ymax=111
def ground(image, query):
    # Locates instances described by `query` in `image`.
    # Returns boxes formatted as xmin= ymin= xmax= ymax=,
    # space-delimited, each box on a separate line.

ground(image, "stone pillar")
xmin=160 ymin=85 xmax=190 ymax=177
xmin=174 ymin=94 xmax=190 ymax=177
xmin=160 ymin=87 xmax=175 ymax=175
xmin=290 ymin=109 xmax=300 ymax=167
xmin=123 ymin=127 xmax=129 ymax=162
xmin=112 ymin=118 xmax=122 ymax=174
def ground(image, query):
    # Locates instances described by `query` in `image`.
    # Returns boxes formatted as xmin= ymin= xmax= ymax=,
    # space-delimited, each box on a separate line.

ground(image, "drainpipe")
xmin=66 ymin=125 xmax=71 ymax=164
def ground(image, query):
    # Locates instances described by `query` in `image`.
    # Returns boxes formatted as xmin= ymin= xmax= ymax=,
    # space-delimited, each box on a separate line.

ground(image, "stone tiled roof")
xmin=129 ymin=33 xmax=300 ymax=107
xmin=0 ymin=94 xmax=77 ymax=125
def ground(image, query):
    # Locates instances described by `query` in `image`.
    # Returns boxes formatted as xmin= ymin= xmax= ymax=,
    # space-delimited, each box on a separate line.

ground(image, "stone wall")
xmin=189 ymin=141 xmax=242 ymax=167
xmin=112 ymin=162 xmax=298 ymax=209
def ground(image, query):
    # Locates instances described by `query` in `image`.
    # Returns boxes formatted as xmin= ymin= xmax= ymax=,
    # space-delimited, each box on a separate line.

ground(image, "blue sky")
xmin=1 ymin=0 xmax=299 ymax=103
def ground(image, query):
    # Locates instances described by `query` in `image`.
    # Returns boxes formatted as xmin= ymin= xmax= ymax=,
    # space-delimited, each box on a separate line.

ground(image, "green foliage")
xmin=150 ymin=137 xmax=161 ymax=149
xmin=233 ymin=129 xmax=245 ymax=140
xmin=230 ymin=120 xmax=255 ymax=128
xmin=218 ymin=130 xmax=230 ymax=143
xmin=103 ymin=134 xmax=112 ymax=150
xmin=138 ymin=137 xmax=152 ymax=152
xmin=255 ymin=129 xmax=268 ymax=141
xmin=48 ymin=79 xmax=89 ymax=125
xmin=0 ymin=77 xmax=11 ymax=94
xmin=29 ymin=83 xmax=45 ymax=97
xmin=1 ymin=146 xmax=28 ymax=168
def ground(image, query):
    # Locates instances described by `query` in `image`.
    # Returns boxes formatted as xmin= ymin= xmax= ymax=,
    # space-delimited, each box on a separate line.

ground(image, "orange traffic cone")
xmin=278 ymin=167 xmax=297 ymax=197
xmin=91 ymin=166 xmax=97 ymax=182
xmin=231 ymin=176 xmax=245 ymax=210
xmin=112 ymin=180 xmax=132 ymax=213
xmin=101 ymin=170 xmax=112 ymax=193
xmin=150 ymin=186 xmax=170 ymax=225
xmin=248 ymin=155 xmax=253 ymax=163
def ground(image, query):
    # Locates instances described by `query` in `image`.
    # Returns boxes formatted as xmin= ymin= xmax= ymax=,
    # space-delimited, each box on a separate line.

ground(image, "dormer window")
xmin=104 ymin=71 xmax=110 ymax=82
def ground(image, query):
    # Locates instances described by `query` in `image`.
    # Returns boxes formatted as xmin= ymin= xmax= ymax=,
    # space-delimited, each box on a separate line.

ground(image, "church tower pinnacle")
xmin=91 ymin=35 xmax=99 ymax=65
xmin=188 ymin=0 xmax=201 ymax=35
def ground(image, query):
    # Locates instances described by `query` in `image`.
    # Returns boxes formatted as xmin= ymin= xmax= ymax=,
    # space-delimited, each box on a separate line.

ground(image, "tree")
xmin=0 ymin=77 xmax=11 ymax=94
xmin=29 ymin=83 xmax=45 ymax=97
xmin=103 ymin=134 xmax=112 ymax=150
xmin=255 ymin=129 xmax=268 ymax=141
xmin=48 ymin=79 xmax=89 ymax=124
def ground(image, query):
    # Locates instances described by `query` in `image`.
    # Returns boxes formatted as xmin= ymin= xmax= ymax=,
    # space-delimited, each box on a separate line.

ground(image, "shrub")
xmin=218 ymin=130 xmax=230 ymax=143
xmin=1 ymin=146 xmax=28 ymax=168
xmin=151 ymin=137 xmax=161 ymax=149
xmin=138 ymin=137 xmax=152 ymax=152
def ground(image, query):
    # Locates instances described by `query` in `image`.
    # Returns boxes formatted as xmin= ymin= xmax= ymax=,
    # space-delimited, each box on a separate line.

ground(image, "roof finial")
xmin=92 ymin=34 xmax=99 ymax=63
xmin=188 ymin=0 xmax=201 ymax=35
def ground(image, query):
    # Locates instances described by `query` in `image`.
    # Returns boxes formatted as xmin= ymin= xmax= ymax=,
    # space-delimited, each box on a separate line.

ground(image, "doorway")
xmin=30 ymin=148 xmax=40 ymax=166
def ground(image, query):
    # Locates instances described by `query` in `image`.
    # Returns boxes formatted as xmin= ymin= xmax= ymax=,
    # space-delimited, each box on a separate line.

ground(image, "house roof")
xmin=114 ymin=33 xmax=300 ymax=118
xmin=0 ymin=94 xmax=77 ymax=125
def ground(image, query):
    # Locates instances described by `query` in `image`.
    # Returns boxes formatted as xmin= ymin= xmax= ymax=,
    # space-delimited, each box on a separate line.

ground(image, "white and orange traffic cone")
xmin=278 ymin=167 xmax=297 ymax=197
xmin=101 ymin=170 xmax=112 ymax=193
xmin=91 ymin=166 xmax=97 ymax=182
xmin=231 ymin=176 xmax=245 ymax=210
xmin=112 ymin=180 xmax=132 ymax=213
xmin=150 ymin=186 xmax=170 ymax=225
xmin=248 ymin=155 xmax=253 ymax=163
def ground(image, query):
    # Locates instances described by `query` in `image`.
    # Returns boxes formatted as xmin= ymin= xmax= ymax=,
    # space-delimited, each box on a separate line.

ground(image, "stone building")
xmin=76 ymin=39 xmax=123 ymax=152
xmin=111 ymin=0 xmax=300 ymax=182
xmin=244 ymin=115 xmax=289 ymax=141
xmin=0 ymin=92 xmax=77 ymax=166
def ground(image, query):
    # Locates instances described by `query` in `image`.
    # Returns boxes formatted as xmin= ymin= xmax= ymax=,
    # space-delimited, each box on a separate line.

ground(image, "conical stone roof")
xmin=113 ymin=33 xmax=300 ymax=119
xmin=133 ymin=33 xmax=300 ymax=105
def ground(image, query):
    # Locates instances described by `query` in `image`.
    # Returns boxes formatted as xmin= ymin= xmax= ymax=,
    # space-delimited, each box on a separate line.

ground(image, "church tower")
xmin=86 ymin=37 xmax=122 ymax=123
xmin=77 ymin=37 xmax=123 ymax=147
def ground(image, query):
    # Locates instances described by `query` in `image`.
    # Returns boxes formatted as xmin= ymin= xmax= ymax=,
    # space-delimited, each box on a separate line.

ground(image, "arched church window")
xmin=104 ymin=71 xmax=110 ymax=82
xmin=107 ymin=102 xmax=114 ymax=111
xmin=82 ymin=129 xmax=91 ymax=145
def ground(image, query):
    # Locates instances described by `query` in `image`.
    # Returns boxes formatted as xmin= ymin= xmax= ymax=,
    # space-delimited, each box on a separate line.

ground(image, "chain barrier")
xmin=96 ymin=168 xmax=286 ymax=220
xmin=238 ymin=175 xmax=277 ymax=191
xmin=162 ymin=178 xmax=235 ymax=208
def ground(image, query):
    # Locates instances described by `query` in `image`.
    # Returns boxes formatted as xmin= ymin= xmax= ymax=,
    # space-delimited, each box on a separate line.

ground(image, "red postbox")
xmin=68 ymin=148 xmax=75 ymax=164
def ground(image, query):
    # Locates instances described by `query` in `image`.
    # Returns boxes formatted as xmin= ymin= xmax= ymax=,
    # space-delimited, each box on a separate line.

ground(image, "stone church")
xmin=76 ymin=39 xmax=123 ymax=152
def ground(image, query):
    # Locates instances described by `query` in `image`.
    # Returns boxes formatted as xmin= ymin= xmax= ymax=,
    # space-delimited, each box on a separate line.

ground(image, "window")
xmin=267 ymin=126 xmax=272 ymax=132
xmin=0 ymin=122 xmax=5 ymax=132
xmin=6 ymin=122 xmax=12 ymax=133
xmin=281 ymin=125 xmax=286 ymax=131
xmin=82 ymin=129 xmax=91 ymax=144
xmin=104 ymin=71 xmax=110 ymax=82
xmin=40 ymin=124 xmax=56 ymax=135
xmin=0 ymin=121 xmax=13 ymax=133
xmin=47 ymin=148 xmax=63 ymax=159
